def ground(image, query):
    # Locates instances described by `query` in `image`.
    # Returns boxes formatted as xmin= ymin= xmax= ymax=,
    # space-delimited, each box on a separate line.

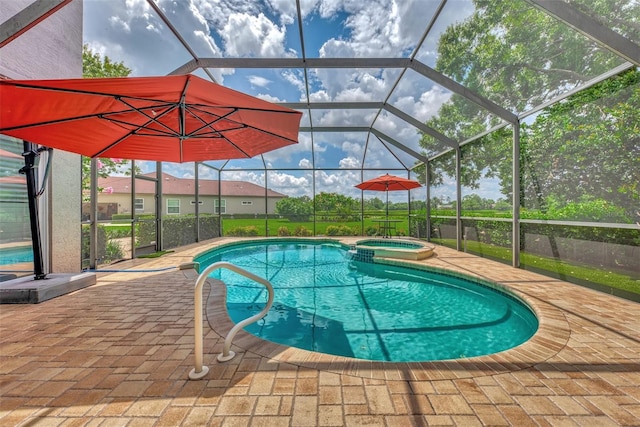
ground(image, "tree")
xmin=434 ymin=0 xmax=629 ymax=114
xmin=81 ymin=45 xmax=134 ymax=196
xmin=314 ymin=192 xmax=358 ymax=213
xmin=364 ymin=197 xmax=385 ymax=210
xmin=461 ymin=194 xmax=488 ymax=211
xmin=83 ymin=44 xmax=132 ymax=77
xmin=275 ymin=196 xmax=313 ymax=221
xmin=518 ymin=70 xmax=639 ymax=215
xmin=418 ymin=0 xmax=639 ymax=220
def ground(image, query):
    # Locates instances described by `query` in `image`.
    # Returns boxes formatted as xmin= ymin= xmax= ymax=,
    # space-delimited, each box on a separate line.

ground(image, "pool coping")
xmin=199 ymin=237 xmax=571 ymax=380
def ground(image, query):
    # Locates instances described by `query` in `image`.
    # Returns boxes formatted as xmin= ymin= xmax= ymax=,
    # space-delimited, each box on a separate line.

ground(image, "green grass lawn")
xmin=432 ymin=238 xmax=639 ymax=297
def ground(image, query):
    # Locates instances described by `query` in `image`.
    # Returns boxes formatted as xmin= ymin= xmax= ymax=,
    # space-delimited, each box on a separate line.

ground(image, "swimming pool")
xmin=0 ymin=246 xmax=33 ymax=266
xmin=195 ymin=240 xmax=538 ymax=362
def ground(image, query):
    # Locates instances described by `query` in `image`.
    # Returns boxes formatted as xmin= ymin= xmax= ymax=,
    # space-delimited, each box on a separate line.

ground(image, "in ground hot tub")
xmin=349 ymin=238 xmax=435 ymax=262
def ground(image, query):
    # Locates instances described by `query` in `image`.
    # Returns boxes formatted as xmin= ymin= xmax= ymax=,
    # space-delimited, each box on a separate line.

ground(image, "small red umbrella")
xmin=356 ymin=173 xmax=422 ymax=219
xmin=0 ymin=74 xmax=302 ymax=279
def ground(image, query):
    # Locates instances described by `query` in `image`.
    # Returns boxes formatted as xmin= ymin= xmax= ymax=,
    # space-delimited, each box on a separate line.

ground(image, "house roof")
xmin=98 ymin=172 xmax=286 ymax=198
xmin=0 ymin=148 xmax=23 ymax=160
xmin=0 ymin=175 xmax=26 ymax=184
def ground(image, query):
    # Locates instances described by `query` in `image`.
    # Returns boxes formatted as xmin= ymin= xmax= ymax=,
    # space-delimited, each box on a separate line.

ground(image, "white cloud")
xmin=268 ymin=172 xmax=310 ymax=189
xmin=314 ymin=169 xmax=361 ymax=196
xmin=219 ymin=169 xmax=264 ymax=185
xmin=222 ymin=13 xmax=289 ymax=57
xmin=312 ymin=142 xmax=328 ymax=153
xmin=265 ymin=0 xmax=298 ymax=25
xmin=339 ymin=156 xmax=360 ymax=169
xmin=282 ymin=70 xmax=306 ymax=96
xmin=84 ymin=0 xmax=227 ymax=79
xmin=308 ymin=90 xmax=331 ymax=102
xmin=341 ymin=141 xmax=363 ymax=157
xmin=255 ymin=93 xmax=284 ymax=103
xmin=262 ymin=132 xmax=313 ymax=165
xmin=316 ymin=0 xmax=429 ymax=59
xmin=249 ymin=75 xmax=272 ymax=87
xmin=299 ymin=158 xmax=313 ymax=168
xmin=313 ymin=108 xmax=376 ymax=127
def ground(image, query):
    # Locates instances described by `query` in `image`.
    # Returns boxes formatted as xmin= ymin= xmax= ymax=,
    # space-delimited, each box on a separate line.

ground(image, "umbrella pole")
xmin=385 ymin=182 xmax=390 ymax=220
xmin=20 ymin=141 xmax=46 ymax=280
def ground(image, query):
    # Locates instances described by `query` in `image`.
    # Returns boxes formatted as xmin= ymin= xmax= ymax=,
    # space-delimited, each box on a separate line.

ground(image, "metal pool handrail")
xmin=189 ymin=261 xmax=274 ymax=380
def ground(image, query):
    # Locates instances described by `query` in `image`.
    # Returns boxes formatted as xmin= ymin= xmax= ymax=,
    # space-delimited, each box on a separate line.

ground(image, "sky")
xmin=81 ymin=0 xmax=506 ymax=202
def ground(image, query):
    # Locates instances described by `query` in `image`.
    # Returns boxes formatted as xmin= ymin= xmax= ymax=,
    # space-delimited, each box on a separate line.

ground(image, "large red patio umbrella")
xmin=0 ymin=74 xmax=303 ymax=279
xmin=0 ymin=74 xmax=302 ymax=162
xmin=356 ymin=173 xmax=422 ymax=219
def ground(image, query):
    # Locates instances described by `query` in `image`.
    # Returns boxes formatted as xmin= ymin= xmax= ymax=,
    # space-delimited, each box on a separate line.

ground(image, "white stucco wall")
xmin=0 ymin=0 xmax=83 ymax=273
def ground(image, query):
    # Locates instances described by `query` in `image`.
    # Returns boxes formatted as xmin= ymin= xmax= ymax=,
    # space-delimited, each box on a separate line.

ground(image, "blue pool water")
xmin=195 ymin=240 xmax=538 ymax=362
xmin=0 ymin=246 xmax=33 ymax=266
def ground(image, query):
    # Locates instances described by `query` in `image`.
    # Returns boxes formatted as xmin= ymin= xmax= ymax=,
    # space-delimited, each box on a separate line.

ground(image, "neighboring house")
xmin=88 ymin=172 xmax=286 ymax=219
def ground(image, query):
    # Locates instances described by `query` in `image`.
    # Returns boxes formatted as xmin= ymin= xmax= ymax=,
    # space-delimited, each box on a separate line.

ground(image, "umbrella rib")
xmin=114 ymin=98 xmax=180 ymax=135
xmin=181 ymin=106 xmax=252 ymax=158
xmin=92 ymin=129 xmax=135 ymax=158
xmin=186 ymin=105 xmax=236 ymax=136
xmin=184 ymin=106 xmax=242 ymax=137
xmin=3 ymin=81 xmax=193 ymax=113
xmin=0 ymin=108 xmax=149 ymax=132
xmin=187 ymin=105 xmax=300 ymax=144
xmin=190 ymin=108 xmax=251 ymax=158
xmin=93 ymin=104 xmax=181 ymax=158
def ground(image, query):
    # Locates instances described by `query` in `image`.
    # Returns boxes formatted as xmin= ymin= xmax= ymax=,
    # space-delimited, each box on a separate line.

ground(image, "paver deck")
xmin=1 ymin=238 xmax=638 ymax=426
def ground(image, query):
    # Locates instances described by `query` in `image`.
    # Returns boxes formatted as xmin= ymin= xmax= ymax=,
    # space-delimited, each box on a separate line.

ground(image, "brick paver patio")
xmin=1 ymin=238 xmax=638 ymax=426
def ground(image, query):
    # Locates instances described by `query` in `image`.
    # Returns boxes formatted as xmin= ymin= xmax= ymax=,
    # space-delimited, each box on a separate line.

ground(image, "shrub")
xmin=136 ymin=215 xmax=221 ymax=249
xmin=226 ymin=225 xmax=259 ymax=236
xmin=104 ymin=239 xmax=124 ymax=262
xmin=103 ymin=225 xmax=131 ymax=239
xmin=294 ymin=225 xmax=313 ymax=237
xmin=365 ymin=226 xmax=378 ymax=236
xmin=277 ymin=226 xmax=291 ymax=236
xmin=325 ymin=225 xmax=357 ymax=236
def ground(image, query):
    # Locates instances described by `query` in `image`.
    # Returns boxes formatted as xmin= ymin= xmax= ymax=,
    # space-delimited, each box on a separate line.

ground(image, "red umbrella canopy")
xmin=0 ymin=74 xmax=302 ymax=163
xmin=355 ymin=174 xmax=422 ymax=192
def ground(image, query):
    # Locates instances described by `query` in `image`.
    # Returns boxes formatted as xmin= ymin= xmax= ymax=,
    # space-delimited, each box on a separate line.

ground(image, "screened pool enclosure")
xmin=1 ymin=0 xmax=638 ymax=299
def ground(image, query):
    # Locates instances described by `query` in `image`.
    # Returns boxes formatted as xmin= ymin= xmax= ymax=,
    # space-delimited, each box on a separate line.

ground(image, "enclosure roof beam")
xmin=383 ymin=104 xmax=457 ymax=148
xmin=299 ymin=126 xmax=370 ymax=132
xmin=0 ymin=0 xmax=71 ymax=48
xmin=282 ymin=102 xmax=383 ymax=110
xmin=147 ymin=0 xmax=218 ymax=82
xmin=527 ymin=0 xmax=640 ymax=66
xmin=170 ymin=56 xmax=518 ymax=127
xmin=409 ymin=60 xmax=518 ymax=124
xmin=370 ymin=129 xmax=430 ymax=164
xmin=299 ymin=126 xmax=428 ymax=164
xmin=284 ymin=102 xmax=457 ymax=150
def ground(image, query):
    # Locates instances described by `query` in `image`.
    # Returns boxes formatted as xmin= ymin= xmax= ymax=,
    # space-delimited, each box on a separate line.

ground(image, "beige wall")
xmin=96 ymin=193 xmax=284 ymax=217
xmin=0 ymin=0 xmax=83 ymax=273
